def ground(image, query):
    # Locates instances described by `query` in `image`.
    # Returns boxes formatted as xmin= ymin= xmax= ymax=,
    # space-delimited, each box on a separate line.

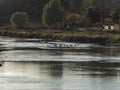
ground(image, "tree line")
xmin=1 ymin=0 xmax=120 ymax=29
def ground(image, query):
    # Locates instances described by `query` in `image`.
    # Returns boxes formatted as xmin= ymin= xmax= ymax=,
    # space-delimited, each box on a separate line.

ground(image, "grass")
xmin=0 ymin=29 xmax=120 ymax=45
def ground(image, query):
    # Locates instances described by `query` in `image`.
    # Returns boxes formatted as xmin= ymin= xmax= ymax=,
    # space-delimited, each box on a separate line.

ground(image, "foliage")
xmin=18 ymin=0 xmax=49 ymax=18
xmin=88 ymin=0 xmax=116 ymax=23
xmin=10 ymin=12 xmax=29 ymax=28
xmin=61 ymin=0 xmax=69 ymax=11
xmin=42 ymin=0 xmax=65 ymax=28
xmin=81 ymin=0 xmax=89 ymax=15
xmin=86 ymin=7 xmax=100 ymax=23
xmin=0 ymin=0 xmax=71 ymax=19
xmin=110 ymin=10 xmax=120 ymax=23
xmin=0 ymin=0 xmax=119 ymax=28
xmin=65 ymin=13 xmax=82 ymax=27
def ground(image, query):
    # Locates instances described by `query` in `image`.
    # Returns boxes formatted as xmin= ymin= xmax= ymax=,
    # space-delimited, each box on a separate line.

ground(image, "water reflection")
xmin=46 ymin=62 xmax=63 ymax=77
xmin=1 ymin=37 xmax=120 ymax=90
xmin=1 ymin=62 xmax=63 ymax=78
xmin=1 ymin=61 xmax=120 ymax=76
xmin=65 ymin=61 xmax=120 ymax=76
xmin=0 ymin=61 xmax=120 ymax=90
xmin=1 ymin=61 xmax=120 ymax=77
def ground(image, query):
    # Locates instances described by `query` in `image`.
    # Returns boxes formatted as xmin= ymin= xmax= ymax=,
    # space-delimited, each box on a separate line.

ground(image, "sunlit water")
xmin=0 ymin=36 xmax=120 ymax=90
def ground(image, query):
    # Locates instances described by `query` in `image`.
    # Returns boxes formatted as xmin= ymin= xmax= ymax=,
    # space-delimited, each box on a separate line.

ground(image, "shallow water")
xmin=0 ymin=36 xmax=120 ymax=90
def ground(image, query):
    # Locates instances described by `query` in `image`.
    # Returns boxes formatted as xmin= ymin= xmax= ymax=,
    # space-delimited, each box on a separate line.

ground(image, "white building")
xmin=103 ymin=24 xmax=120 ymax=31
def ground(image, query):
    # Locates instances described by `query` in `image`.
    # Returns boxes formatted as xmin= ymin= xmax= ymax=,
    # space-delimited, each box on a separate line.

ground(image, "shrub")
xmin=10 ymin=12 xmax=29 ymax=28
xmin=65 ymin=13 xmax=82 ymax=27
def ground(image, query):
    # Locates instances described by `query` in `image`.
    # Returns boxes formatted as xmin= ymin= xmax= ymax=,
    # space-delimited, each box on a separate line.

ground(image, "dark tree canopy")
xmin=110 ymin=10 xmax=120 ymax=23
xmin=86 ymin=8 xmax=100 ymax=23
xmin=88 ymin=0 xmax=116 ymax=23
xmin=42 ymin=0 xmax=65 ymax=28
xmin=0 ymin=0 xmax=119 ymax=26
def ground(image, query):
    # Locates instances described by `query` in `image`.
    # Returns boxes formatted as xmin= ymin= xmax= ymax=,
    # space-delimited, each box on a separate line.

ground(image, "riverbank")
xmin=0 ymin=29 xmax=120 ymax=45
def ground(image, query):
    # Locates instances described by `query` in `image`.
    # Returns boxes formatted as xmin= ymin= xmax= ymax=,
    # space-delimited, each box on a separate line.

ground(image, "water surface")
xmin=0 ymin=36 xmax=120 ymax=90
xmin=0 ymin=61 xmax=120 ymax=90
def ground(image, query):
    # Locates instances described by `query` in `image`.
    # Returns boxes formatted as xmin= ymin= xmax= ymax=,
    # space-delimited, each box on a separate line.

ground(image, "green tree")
xmin=110 ymin=10 xmax=120 ymax=23
xmin=81 ymin=0 xmax=89 ymax=15
xmin=42 ymin=0 xmax=64 ymax=28
xmin=10 ymin=12 xmax=29 ymax=28
xmin=18 ymin=0 xmax=49 ymax=18
xmin=89 ymin=0 xmax=116 ymax=24
xmin=86 ymin=7 xmax=100 ymax=23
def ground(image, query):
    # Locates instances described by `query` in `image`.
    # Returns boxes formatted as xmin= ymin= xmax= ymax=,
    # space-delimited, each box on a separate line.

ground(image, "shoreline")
xmin=0 ymin=29 xmax=120 ymax=45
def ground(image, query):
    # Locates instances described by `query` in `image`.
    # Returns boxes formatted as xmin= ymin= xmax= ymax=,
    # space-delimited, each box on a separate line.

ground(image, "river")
xmin=0 ymin=36 xmax=120 ymax=90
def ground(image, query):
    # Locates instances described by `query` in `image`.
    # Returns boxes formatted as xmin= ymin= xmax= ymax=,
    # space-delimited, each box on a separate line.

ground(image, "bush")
xmin=10 ymin=12 xmax=29 ymax=28
xmin=65 ymin=13 xmax=82 ymax=27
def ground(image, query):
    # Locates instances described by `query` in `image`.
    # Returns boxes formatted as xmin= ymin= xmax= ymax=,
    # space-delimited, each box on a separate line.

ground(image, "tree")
xmin=42 ymin=0 xmax=64 ymax=28
xmin=89 ymin=0 xmax=116 ymax=24
xmin=61 ymin=0 xmax=69 ymax=11
xmin=86 ymin=7 xmax=100 ymax=23
xmin=18 ymin=0 xmax=49 ymax=18
xmin=81 ymin=0 xmax=90 ymax=15
xmin=0 ymin=0 xmax=50 ymax=20
xmin=65 ymin=13 xmax=82 ymax=27
xmin=10 ymin=12 xmax=29 ymax=28
xmin=0 ymin=0 xmax=70 ymax=20
xmin=110 ymin=10 xmax=120 ymax=23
